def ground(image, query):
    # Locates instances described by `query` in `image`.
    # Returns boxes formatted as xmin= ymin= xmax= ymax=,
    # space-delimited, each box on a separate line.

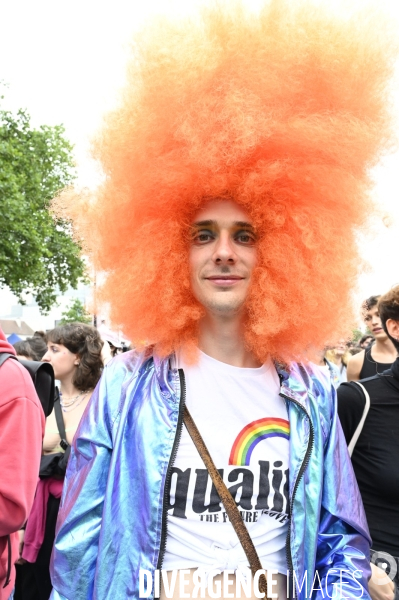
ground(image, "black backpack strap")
xmin=54 ymin=396 xmax=67 ymax=444
xmin=0 ymin=352 xmax=17 ymax=368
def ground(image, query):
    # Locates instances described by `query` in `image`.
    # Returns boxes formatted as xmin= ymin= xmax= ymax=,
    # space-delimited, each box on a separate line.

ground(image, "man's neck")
xmin=197 ymin=312 xmax=262 ymax=368
xmin=372 ymin=336 xmax=398 ymax=360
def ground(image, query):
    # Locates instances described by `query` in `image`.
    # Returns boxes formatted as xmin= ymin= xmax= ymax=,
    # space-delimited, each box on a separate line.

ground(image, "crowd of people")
xmin=0 ymin=324 xmax=128 ymax=599
xmin=1 ymin=3 xmax=398 ymax=600
xmin=1 ymin=288 xmax=398 ymax=600
xmin=323 ymin=295 xmax=398 ymax=389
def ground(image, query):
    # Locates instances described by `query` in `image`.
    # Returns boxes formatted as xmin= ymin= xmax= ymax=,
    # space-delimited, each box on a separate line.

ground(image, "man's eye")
xmin=236 ymin=232 xmax=256 ymax=245
xmin=193 ymin=231 xmax=214 ymax=244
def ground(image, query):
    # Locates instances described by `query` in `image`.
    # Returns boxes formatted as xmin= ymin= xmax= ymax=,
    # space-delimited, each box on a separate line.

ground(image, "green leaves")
xmin=59 ymin=298 xmax=92 ymax=325
xmin=0 ymin=107 xmax=86 ymax=312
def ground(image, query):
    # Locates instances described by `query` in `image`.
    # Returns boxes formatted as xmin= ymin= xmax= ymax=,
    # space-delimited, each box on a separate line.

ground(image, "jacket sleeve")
xmin=312 ymin=391 xmax=371 ymax=600
xmin=50 ymin=364 xmax=116 ymax=600
xmin=0 ymin=385 xmax=44 ymax=536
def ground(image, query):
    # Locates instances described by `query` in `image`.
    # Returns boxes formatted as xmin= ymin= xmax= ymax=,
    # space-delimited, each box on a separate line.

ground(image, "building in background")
xmin=0 ymin=283 xmax=91 ymax=333
xmin=0 ymin=319 xmax=34 ymax=341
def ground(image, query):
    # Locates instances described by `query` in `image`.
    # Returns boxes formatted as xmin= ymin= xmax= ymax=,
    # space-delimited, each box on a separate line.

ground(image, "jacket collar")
xmin=276 ymin=362 xmax=312 ymax=413
xmin=152 ymin=352 xmax=180 ymax=399
xmin=152 ymin=351 xmax=312 ymax=412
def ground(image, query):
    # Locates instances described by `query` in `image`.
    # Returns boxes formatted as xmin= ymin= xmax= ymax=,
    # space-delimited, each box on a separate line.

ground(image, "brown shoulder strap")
xmin=183 ymin=405 xmax=268 ymax=597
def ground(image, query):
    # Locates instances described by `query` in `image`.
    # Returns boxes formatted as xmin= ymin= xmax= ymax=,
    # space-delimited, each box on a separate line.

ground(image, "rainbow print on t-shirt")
xmin=229 ymin=417 xmax=290 ymax=466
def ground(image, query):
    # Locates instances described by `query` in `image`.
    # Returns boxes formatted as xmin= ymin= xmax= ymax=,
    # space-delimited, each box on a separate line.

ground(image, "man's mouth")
xmin=205 ymin=275 xmax=244 ymax=286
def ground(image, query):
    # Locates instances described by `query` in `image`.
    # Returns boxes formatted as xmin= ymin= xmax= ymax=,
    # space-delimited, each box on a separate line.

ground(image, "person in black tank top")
xmin=359 ymin=344 xmax=395 ymax=379
xmin=347 ymin=295 xmax=397 ymax=381
xmin=338 ymin=286 xmax=399 ymax=600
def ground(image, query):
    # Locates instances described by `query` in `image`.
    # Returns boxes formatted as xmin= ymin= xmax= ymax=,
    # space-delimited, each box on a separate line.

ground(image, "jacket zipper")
xmin=280 ymin=392 xmax=314 ymax=600
xmin=156 ymin=369 xmax=187 ymax=578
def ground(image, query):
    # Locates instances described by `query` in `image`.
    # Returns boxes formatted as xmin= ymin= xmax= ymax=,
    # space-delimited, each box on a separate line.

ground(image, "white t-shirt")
xmin=162 ymin=351 xmax=290 ymax=575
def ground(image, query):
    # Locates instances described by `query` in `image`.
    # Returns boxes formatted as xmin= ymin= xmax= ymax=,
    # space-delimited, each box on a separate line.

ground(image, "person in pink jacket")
xmin=0 ymin=327 xmax=45 ymax=600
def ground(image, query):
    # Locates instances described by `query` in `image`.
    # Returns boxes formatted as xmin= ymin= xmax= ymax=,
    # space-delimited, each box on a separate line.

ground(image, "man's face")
xmin=189 ymin=199 xmax=257 ymax=317
xmin=364 ymin=305 xmax=387 ymax=341
xmin=334 ymin=340 xmax=346 ymax=357
xmin=360 ymin=336 xmax=373 ymax=349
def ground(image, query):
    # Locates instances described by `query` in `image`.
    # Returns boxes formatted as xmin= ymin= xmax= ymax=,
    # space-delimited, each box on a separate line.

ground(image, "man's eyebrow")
xmin=191 ymin=220 xmax=215 ymax=228
xmin=233 ymin=221 xmax=255 ymax=230
xmin=191 ymin=220 xmax=255 ymax=230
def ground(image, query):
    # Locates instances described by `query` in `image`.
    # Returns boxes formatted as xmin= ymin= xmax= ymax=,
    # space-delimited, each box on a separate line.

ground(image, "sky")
xmin=1 ymin=0 xmax=399 ymax=316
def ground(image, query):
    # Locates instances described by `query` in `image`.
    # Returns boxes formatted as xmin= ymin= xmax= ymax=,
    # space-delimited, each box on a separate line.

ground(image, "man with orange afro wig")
xmin=50 ymin=1 xmax=396 ymax=599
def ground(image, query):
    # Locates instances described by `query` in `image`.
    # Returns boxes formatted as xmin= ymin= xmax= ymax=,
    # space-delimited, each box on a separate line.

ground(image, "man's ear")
xmin=386 ymin=319 xmax=399 ymax=342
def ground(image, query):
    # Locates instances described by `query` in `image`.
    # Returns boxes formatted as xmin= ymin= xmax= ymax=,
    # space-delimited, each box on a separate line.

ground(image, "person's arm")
xmin=337 ymin=382 xmax=366 ymax=444
xmin=313 ymin=390 xmax=372 ymax=599
xmin=0 ymin=389 xmax=44 ymax=537
xmin=49 ymin=363 xmax=117 ymax=600
xmin=346 ymin=351 xmax=364 ymax=382
xmin=368 ymin=563 xmax=395 ymax=600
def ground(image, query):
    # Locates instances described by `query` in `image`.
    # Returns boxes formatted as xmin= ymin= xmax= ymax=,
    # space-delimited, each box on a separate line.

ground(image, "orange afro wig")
xmin=63 ymin=0 xmax=397 ymax=363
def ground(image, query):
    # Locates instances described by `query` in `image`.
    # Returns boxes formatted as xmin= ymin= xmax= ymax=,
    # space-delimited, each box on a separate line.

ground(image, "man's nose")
xmin=212 ymin=232 xmax=236 ymax=264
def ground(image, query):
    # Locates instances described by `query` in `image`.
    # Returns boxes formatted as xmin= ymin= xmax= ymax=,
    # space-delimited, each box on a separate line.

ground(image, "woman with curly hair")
xmin=15 ymin=323 xmax=103 ymax=600
xmin=42 ymin=323 xmax=103 ymax=456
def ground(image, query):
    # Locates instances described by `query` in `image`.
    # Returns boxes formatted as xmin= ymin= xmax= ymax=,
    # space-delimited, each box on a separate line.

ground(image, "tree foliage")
xmin=351 ymin=328 xmax=364 ymax=343
xmin=0 ymin=106 xmax=86 ymax=312
xmin=59 ymin=298 xmax=92 ymax=325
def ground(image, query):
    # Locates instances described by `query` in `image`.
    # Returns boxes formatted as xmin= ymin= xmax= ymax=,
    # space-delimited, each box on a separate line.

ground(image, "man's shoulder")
xmin=286 ymin=361 xmax=335 ymax=416
xmin=337 ymin=379 xmax=367 ymax=404
xmin=353 ymin=371 xmax=392 ymax=397
xmin=100 ymin=347 xmax=159 ymax=402
xmin=104 ymin=347 xmax=155 ymax=378
xmin=346 ymin=349 xmax=365 ymax=379
xmin=337 ymin=379 xmax=372 ymax=442
xmin=348 ymin=349 xmax=365 ymax=366
xmin=93 ymin=348 xmax=169 ymax=426
xmin=288 ymin=361 xmax=333 ymax=396
xmin=339 ymin=372 xmax=387 ymax=397
xmin=337 ymin=378 xmax=378 ymax=422
xmin=0 ymin=352 xmax=41 ymax=410
xmin=285 ymin=362 xmax=336 ymax=443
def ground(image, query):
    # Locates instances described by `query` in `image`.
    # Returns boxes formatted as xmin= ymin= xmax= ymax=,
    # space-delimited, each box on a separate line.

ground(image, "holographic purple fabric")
xmin=50 ymin=352 xmax=371 ymax=600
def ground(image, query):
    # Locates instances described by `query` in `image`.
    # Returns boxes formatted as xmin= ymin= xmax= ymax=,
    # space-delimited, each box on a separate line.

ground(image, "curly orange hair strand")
xmin=59 ymin=0 xmax=397 ymax=363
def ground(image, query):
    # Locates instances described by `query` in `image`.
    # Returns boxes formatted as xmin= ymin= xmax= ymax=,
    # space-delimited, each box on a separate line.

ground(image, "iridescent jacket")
xmin=50 ymin=351 xmax=371 ymax=600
